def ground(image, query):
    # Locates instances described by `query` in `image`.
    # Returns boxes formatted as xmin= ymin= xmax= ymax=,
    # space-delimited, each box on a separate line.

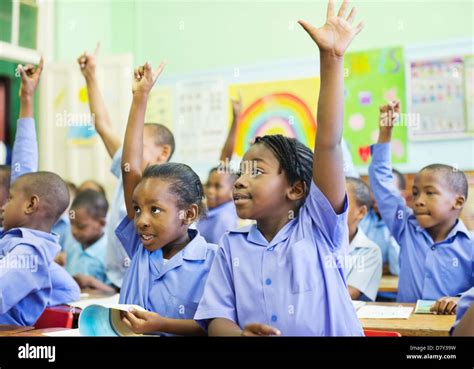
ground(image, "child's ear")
xmin=287 ymin=180 xmax=307 ymax=202
xmin=357 ymin=205 xmax=368 ymax=221
xmin=25 ymin=195 xmax=40 ymax=214
xmin=157 ymin=144 xmax=172 ymax=163
xmin=99 ymin=217 xmax=107 ymax=227
xmin=181 ymin=204 xmax=199 ymax=225
xmin=453 ymin=195 xmax=465 ymax=210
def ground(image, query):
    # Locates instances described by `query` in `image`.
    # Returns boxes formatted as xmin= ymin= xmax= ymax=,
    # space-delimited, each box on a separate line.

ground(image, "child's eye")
xmin=251 ymin=168 xmax=263 ymax=177
xmin=426 ymin=191 xmax=434 ymax=195
xmin=151 ymin=207 xmax=161 ymax=215
xmin=134 ymin=206 xmax=141 ymax=215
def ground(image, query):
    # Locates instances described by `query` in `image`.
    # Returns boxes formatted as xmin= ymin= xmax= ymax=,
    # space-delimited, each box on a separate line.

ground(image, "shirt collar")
xmin=412 ymin=218 xmax=472 ymax=241
xmin=349 ymin=228 xmax=374 ymax=252
xmin=245 ymin=218 xmax=297 ymax=248
xmin=83 ymin=234 xmax=107 ymax=258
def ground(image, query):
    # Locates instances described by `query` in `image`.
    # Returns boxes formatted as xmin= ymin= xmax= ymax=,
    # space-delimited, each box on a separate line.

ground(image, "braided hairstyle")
xmin=142 ymin=163 xmax=206 ymax=218
xmin=253 ymin=135 xmax=313 ymax=197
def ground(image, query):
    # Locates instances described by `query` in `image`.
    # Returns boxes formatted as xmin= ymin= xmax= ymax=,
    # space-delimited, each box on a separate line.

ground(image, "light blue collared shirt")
xmin=196 ymin=201 xmax=238 ymax=244
xmin=346 ymin=227 xmax=383 ymax=302
xmin=52 ymin=213 xmax=71 ymax=250
xmin=115 ymin=216 xmax=218 ymax=334
xmin=0 ymin=228 xmax=80 ymax=325
xmin=369 ymin=143 xmax=474 ymax=302
xmin=451 ymin=287 xmax=474 ymax=333
xmin=194 ymin=181 xmax=363 ymax=336
xmin=65 ymin=233 xmax=109 ymax=283
xmin=105 ymin=148 xmax=129 ymax=288
xmin=10 ymin=117 xmax=38 ymax=184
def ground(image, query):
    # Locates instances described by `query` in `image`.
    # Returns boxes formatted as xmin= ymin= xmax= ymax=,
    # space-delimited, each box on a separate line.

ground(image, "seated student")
xmin=451 ymin=287 xmax=474 ymax=336
xmin=0 ymin=58 xmax=80 ymax=326
xmin=369 ymin=101 xmax=473 ymax=313
xmin=345 ymin=177 xmax=382 ymax=302
xmin=360 ymin=169 xmax=405 ymax=276
xmin=64 ymin=189 xmax=115 ymax=293
xmin=78 ymin=44 xmax=175 ymax=290
xmin=53 ymin=180 xmax=77 ymax=266
xmin=195 ymin=1 xmax=365 ymax=336
xmin=112 ymin=61 xmax=217 ymax=336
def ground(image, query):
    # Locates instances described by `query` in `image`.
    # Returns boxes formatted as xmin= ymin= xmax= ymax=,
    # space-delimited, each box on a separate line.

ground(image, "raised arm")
xmin=78 ymin=43 xmax=121 ymax=158
xmin=122 ymin=62 xmax=166 ymax=219
xmin=298 ymin=0 xmax=364 ymax=213
xmin=219 ymin=93 xmax=242 ymax=162
xmin=11 ymin=57 xmax=43 ymax=183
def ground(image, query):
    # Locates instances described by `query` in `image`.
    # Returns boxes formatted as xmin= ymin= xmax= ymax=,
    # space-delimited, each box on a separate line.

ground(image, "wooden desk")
xmin=378 ymin=275 xmax=399 ymax=293
xmin=14 ymin=328 xmax=72 ymax=337
xmin=359 ymin=302 xmax=456 ymax=336
xmin=0 ymin=325 xmax=35 ymax=336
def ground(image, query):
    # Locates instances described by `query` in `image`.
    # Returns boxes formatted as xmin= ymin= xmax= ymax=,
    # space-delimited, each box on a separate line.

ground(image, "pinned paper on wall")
xmin=229 ymin=78 xmax=319 ymax=158
xmin=344 ymin=47 xmax=407 ymax=165
xmin=463 ymin=55 xmax=474 ymax=133
xmin=144 ymin=86 xmax=173 ymax=130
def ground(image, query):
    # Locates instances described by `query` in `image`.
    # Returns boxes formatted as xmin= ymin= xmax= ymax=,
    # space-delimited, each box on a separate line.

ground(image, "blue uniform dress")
xmin=196 ymin=201 xmax=238 ymax=244
xmin=369 ymin=143 xmax=474 ymax=302
xmin=194 ymin=181 xmax=363 ymax=336
xmin=65 ymin=233 xmax=109 ymax=283
xmin=115 ymin=217 xmax=218 ymax=332
xmin=105 ymin=148 xmax=130 ymax=288
xmin=0 ymin=228 xmax=79 ymax=325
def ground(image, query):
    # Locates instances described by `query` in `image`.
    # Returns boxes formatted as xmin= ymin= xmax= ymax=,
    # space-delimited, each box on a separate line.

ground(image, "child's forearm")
xmin=207 ymin=318 xmax=243 ymax=336
xmin=159 ymin=318 xmax=206 ymax=336
xmin=122 ymin=92 xmax=148 ymax=218
xmin=19 ymin=95 xmax=33 ymax=118
xmin=219 ymin=112 xmax=239 ymax=162
xmin=378 ymin=128 xmax=393 ymax=144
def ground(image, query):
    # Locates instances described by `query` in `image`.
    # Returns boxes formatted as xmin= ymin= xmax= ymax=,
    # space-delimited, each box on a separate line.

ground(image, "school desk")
xmin=378 ymin=275 xmax=399 ymax=293
xmin=359 ymin=302 xmax=456 ymax=336
xmin=13 ymin=327 xmax=71 ymax=337
xmin=0 ymin=324 xmax=35 ymax=336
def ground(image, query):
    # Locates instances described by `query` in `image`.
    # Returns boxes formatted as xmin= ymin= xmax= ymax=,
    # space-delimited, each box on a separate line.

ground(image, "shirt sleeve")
xmin=110 ymin=147 xmax=123 ymax=179
xmin=0 ymin=245 xmax=48 ymax=314
xmin=194 ymin=238 xmax=237 ymax=331
xmin=387 ymin=237 xmax=400 ymax=276
xmin=368 ymin=143 xmax=412 ymax=244
xmin=347 ymin=247 xmax=383 ymax=302
xmin=10 ymin=118 xmax=38 ymax=184
xmin=302 ymin=181 xmax=349 ymax=252
xmin=114 ymin=216 xmax=140 ymax=258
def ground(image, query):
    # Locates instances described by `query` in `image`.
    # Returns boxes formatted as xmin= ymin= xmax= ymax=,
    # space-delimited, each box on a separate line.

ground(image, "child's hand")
xmin=17 ymin=56 xmax=44 ymax=98
xmin=77 ymin=43 xmax=100 ymax=79
xmin=241 ymin=323 xmax=281 ymax=336
xmin=298 ymin=0 xmax=364 ymax=58
xmin=132 ymin=61 xmax=166 ymax=96
xmin=72 ymin=274 xmax=94 ymax=289
xmin=231 ymin=92 xmax=243 ymax=118
xmin=121 ymin=309 xmax=164 ymax=334
xmin=377 ymin=100 xmax=400 ymax=143
xmin=431 ymin=296 xmax=459 ymax=315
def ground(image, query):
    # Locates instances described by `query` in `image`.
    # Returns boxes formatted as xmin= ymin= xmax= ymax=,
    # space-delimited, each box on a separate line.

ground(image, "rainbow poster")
xmin=229 ymin=78 xmax=319 ymax=157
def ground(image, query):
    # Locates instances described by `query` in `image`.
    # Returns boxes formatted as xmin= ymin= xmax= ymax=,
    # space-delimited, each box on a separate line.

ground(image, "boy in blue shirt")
xmin=65 ymin=189 xmax=115 ymax=293
xmin=369 ymin=101 xmax=473 ymax=314
xmin=0 ymin=58 xmax=80 ymax=325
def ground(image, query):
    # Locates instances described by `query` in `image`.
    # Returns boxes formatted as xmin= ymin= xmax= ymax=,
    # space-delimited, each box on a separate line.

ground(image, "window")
xmin=0 ymin=0 xmax=38 ymax=50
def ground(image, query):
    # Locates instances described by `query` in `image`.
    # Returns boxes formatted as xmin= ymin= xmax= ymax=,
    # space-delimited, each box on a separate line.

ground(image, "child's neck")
xmin=82 ymin=232 xmax=104 ymax=249
xmin=161 ymin=231 xmax=191 ymax=259
xmin=256 ymin=206 xmax=300 ymax=243
xmin=349 ymin=227 xmax=358 ymax=243
xmin=14 ymin=218 xmax=52 ymax=234
xmin=425 ymin=217 xmax=459 ymax=243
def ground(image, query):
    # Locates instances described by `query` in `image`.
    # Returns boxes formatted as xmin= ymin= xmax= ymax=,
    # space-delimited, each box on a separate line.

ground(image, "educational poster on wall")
xmin=344 ymin=47 xmax=407 ymax=165
xmin=409 ymin=57 xmax=467 ymax=140
xmin=144 ymin=86 xmax=173 ymax=130
xmin=463 ymin=55 xmax=474 ymax=133
xmin=66 ymin=84 xmax=98 ymax=146
xmin=228 ymin=78 xmax=319 ymax=158
xmin=174 ymin=78 xmax=228 ymax=176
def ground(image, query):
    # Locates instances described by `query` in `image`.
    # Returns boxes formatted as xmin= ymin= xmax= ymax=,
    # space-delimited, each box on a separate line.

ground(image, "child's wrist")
xmin=320 ymin=50 xmax=345 ymax=63
xmin=377 ymin=129 xmax=392 ymax=143
xmin=132 ymin=90 xmax=149 ymax=100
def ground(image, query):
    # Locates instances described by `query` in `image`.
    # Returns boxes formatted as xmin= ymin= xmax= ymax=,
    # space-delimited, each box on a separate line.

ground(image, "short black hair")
xmin=78 ymin=180 xmax=106 ymax=197
xmin=346 ymin=177 xmax=372 ymax=209
xmin=420 ymin=164 xmax=468 ymax=199
xmin=144 ymin=123 xmax=176 ymax=160
xmin=142 ymin=163 xmax=205 ymax=217
xmin=392 ymin=168 xmax=406 ymax=191
xmin=16 ymin=171 xmax=70 ymax=225
xmin=253 ymin=135 xmax=313 ymax=195
xmin=71 ymin=189 xmax=109 ymax=219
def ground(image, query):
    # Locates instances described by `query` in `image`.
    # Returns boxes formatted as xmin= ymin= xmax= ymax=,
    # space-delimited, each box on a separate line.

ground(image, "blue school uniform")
xmin=48 ymin=261 xmax=81 ymax=306
xmin=0 ymin=228 xmax=79 ymax=325
xmin=451 ymin=287 xmax=474 ymax=333
xmin=52 ymin=213 xmax=71 ymax=251
xmin=196 ymin=201 xmax=238 ymax=244
xmin=65 ymin=233 xmax=109 ymax=283
xmin=194 ymin=182 xmax=363 ymax=336
xmin=369 ymin=143 xmax=474 ymax=302
xmin=115 ymin=216 xmax=218 ymax=331
xmin=105 ymin=148 xmax=130 ymax=288
xmin=359 ymin=208 xmax=400 ymax=275
xmin=346 ymin=227 xmax=383 ymax=302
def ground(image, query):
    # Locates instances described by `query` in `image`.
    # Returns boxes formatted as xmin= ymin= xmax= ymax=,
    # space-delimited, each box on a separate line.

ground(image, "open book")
xmin=78 ymin=303 xmax=152 ymax=336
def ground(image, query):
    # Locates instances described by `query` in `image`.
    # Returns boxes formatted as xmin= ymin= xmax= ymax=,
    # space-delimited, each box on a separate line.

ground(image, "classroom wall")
xmin=51 ymin=0 xmax=474 ymax=179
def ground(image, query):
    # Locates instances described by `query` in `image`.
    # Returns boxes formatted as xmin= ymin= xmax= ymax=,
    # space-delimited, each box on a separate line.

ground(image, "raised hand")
xmin=77 ymin=43 xmax=100 ymax=79
xmin=298 ymin=0 xmax=364 ymax=58
xmin=378 ymin=100 xmax=400 ymax=143
xmin=132 ymin=61 xmax=166 ymax=95
xmin=231 ymin=92 xmax=243 ymax=118
xmin=17 ymin=56 xmax=44 ymax=98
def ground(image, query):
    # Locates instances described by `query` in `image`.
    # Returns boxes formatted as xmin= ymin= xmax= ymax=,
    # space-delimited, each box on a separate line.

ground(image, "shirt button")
xmin=265 ymin=278 xmax=272 ymax=285
xmin=431 ymin=246 xmax=436 ymax=251
xmin=271 ymin=315 xmax=278 ymax=322
xmin=268 ymin=247 xmax=274 ymax=251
